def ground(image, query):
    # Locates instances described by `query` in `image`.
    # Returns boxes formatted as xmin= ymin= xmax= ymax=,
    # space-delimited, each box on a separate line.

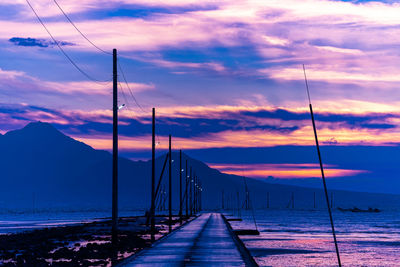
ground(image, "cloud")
xmin=263 ymin=67 xmax=400 ymax=83
xmin=0 ymin=67 xmax=155 ymax=111
xmin=146 ymin=58 xmax=227 ymax=73
xmin=2 ymin=0 xmax=400 ymax=153
xmin=0 ymin=102 xmax=399 ymax=151
xmin=9 ymin=37 xmax=74 ymax=47
xmin=207 ymin=162 xmax=368 ymax=179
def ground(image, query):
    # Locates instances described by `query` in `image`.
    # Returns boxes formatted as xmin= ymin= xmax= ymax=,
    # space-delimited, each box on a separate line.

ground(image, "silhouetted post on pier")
xmin=155 ymin=153 xmax=168 ymax=206
xmin=245 ymin=190 xmax=250 ymax=210
xmin=151 ymin=108 xmax=155 ymax=242
xmin=199 ymin=180 xmax=202 ymax=211
xmin=195 ymin=174 xmax=198 ymax=213
xmin=303 ymin=64 xmax=341 ymax=266
xmin=199 ymin=179 xmax=202 ymax=212
xmin=192 ymin=170 xmax=195 ymax=214
xmin=161 ymin=186 xmax=167 ymax=211
xmin=185 ymin=159 xmax=188 ymax=218
xmin=195 ymin=175 xmax=197 ymax=212
xmin=314 ymin=192 xmax=316 ymax=209
xmin=236 ymin=191 xmax=241 ymax=217
xmin=32 ymin=192 xmax=36 ymax=214
xmin=168 ymin=135 xmax=172 ymax=232
xmin=221 ymin=190 xmax=225 ymax=210
xmin=195 ymin=176 xmax=199 ymax=213
xmin=292 ymin=192 xmax=294 ymax=209
xmin=179 ymin=150 xmax=183 ymax=224
xmin=112 ymin=48 xmax=118 ymax=247
xmin=190 ymin=166 xmax=193 ymax=216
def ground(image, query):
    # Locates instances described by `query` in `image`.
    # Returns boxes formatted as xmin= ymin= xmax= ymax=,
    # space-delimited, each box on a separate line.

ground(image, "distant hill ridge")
xmin=0 ymin=121 xmax=398 ymax=212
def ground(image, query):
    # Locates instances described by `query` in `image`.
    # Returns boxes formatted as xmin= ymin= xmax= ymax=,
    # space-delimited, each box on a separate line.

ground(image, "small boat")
xmin=234 ymin=229 xmax=260 ymax=235
xmin=227 ymin=218 xmax=243 ymax=222
xmin=337 ymin=207 xmax=381 ymax=213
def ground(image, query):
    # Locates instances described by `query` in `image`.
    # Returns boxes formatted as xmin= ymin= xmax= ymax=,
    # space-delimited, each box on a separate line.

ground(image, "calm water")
xmin=0 ymin=209 xmax=145 ymax=234
xmin=228 ymin=209 xmax=400 ymax=267
xmin=2 ymin=209 xmax=400 ymax=266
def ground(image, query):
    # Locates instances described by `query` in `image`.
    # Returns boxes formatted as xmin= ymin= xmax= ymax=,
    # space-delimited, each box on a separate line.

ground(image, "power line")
xmin=52 ymin=0 xmax=150 ymax=114
xmin=52 ymin=0 xmax=112 ymax=55
xmin=118 ymin=63 xmax=149 ymax=114
xmin=50 ymin=0 xmax=167 ymax=145
xmin=119 ymin=81 xmax=162 ymax=145
xmin=25 ymin=0 xmax=110 ymax=84
xmin=119 ymin=82 xmax=137 ymax=119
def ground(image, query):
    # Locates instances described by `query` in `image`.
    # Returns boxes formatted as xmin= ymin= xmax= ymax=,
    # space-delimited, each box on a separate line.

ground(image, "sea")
xmin=230 ymin=209 xmax=400 ymax=266
xmin=1 ymin=209 xmax=400 ymax=266
xmin=0 ymin=209 xmax=145 ymax=234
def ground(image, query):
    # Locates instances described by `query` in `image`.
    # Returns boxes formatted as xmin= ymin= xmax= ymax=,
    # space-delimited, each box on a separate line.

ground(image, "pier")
xmin=119 ymin=213 xmax=257 ymax=266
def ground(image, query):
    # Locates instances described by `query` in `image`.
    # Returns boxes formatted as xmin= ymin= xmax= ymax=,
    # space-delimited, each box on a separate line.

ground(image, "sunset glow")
xmin=207 ymin=163 xmax=368 ymax=179
xmin=2 ymin=0 xmax=400 ymax=183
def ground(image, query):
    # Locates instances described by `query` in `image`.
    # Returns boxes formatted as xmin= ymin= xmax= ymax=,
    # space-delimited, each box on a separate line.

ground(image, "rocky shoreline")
xmin=0 ymin=215 xmax=185 ymax=266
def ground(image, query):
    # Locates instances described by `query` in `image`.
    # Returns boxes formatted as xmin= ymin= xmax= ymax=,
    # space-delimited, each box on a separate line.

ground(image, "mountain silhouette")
xmin=0 ymin=121 xmax=398 ymax=212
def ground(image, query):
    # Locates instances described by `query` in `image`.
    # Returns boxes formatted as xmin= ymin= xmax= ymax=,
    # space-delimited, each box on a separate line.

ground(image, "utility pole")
xmin=222 ymin=190 xmax=224 ymax=210
xmin=168 ymin=135 xmax=172 ymax=232
xmin=303 ymin=65 xmax=341 ymax=266
xmin=190 ymin=167 xmax=193 ymax=216
xmin=185 ymin=159 xmax=188 ymax=218
xmin=112 ymin=48 xmax=118 ymax=246
xmin=199 ymin=179 xmax=202 ymax=212
xmin=199 ymin=180 xmax=202 ymax=211
xmin=195 ymin=175 xmax=197 ymax=213
xmin=292 ymin=192 xmax=294 ymax=209
xmin=237 ymin=191 xmax=241 ymax=217
xmin=314 ymin=192 xmax=316 ymax=209
xmin=196 ymin=175 xmax=198 ymax=212
xmin=245 ymin=190 xmax=250 ymax=210
xmin=179 ymin=150 xmax=183 ymax=224
xmin=194 ymin=174 xmax=197 ymax=213
xmin=151 ymin=108 xmax=155 ymax=242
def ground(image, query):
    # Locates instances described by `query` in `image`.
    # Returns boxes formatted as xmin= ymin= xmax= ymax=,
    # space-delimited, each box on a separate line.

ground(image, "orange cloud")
xmin=71 ymin=123 xmax=400 ymax=153
xmin=207 ymin=163 xmax=367 ymax=179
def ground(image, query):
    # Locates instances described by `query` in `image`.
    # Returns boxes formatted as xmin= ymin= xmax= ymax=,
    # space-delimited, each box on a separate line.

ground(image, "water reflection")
xmin=227 ymin=209 xmax=400 ymax=266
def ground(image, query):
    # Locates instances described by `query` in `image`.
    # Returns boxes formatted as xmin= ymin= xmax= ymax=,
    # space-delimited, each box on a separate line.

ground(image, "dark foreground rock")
xmin=0 ymin=215 xmax=184 ymax=266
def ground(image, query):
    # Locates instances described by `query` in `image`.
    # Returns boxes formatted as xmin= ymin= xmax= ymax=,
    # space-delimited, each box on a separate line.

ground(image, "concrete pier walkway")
xmin=119 ymin=213 xmax=256 ymax=266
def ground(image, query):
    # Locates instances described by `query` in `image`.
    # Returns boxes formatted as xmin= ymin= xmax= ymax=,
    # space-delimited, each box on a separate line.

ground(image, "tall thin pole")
xmin=179 ymin=150 xmax=183 ymax=224
xmin=199 ymin=180 xmax=202 ymax=211
xmin=190 ymin=167 xmax=193 ymax=216
xmin=195 ymin=175 xmax=198 ymax=213
xmin=168 ymin=134 xmax=172 ymax=232
xmin=303 ymin=64 xmax=341 ymax=267
xmin=185 ymin=160 xmax=188 ymax=218
xmin=151 ymin=108 xmax=155 ymax=242
xmin=292 ymin=192 xmax=294 ymax=209
xmin=246 ymin=191 xmax=249 ymax=210
xmin=237 ymin=191 xmax=241 ymax=217
xmin=196 ymin=176 xmax=200 ymax=213
xmin=112 ymin=48 xmax=118 ymax=246
xmin=222 ymin=190 xmax=224 ymax=210
xmin=193 ymin=174 xmax=196 ymax=213
xmin=194 ymin=174 xmax=197 ymax=213
xmin=314 ymin=192 xmax=316 ymax=209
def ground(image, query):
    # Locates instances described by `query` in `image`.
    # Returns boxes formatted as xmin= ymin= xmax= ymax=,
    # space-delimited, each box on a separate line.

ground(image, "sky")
xmin=1 ymin=0 xmax=400 ymax=185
